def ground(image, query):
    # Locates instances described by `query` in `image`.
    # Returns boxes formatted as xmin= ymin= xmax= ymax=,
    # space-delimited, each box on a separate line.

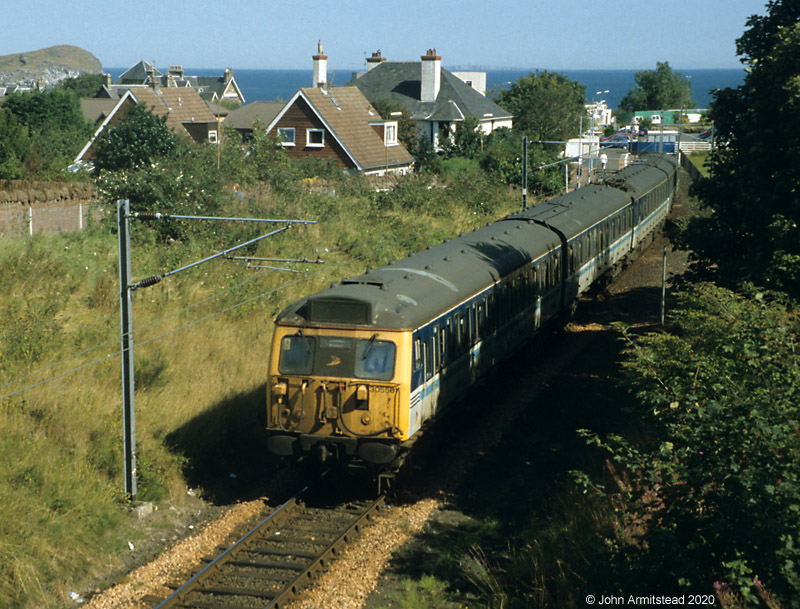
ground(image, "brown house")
xmin=74 ymin=86 xmax=218 ymax=166
xmin=265 ymin=86 xmax=414 ymax=176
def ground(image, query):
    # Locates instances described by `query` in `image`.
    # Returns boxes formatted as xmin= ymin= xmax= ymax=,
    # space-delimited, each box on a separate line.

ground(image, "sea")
xmin=107 ymin=67 xmax=746 ymax=109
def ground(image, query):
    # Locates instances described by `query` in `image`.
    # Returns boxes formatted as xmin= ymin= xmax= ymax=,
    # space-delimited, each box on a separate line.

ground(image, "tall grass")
xmin=0 ymin=170 xmax=523 ymax=608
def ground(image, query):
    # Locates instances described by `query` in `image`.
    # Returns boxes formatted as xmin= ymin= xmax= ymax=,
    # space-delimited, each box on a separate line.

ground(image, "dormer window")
xmin=384 ymin=121 xmax=398 ymax=146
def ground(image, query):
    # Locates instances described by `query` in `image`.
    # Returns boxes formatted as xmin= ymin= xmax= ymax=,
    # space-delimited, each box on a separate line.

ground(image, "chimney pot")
xmin=366 ymin=50 xmax=386 ymax=71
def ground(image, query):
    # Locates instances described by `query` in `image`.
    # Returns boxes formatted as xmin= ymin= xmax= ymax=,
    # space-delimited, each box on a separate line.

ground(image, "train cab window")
xmin=355 ymin=340 xmax=396 ymax=381
xmin=278 ymin=336 xmax=314 ymax=375
xmin=413 ymin=338 xmax=422 ymax=371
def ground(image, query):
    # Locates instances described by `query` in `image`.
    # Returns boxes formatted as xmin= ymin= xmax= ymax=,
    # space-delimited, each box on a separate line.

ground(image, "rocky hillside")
xmin=0 ymin=45 xmax=102 ymax=87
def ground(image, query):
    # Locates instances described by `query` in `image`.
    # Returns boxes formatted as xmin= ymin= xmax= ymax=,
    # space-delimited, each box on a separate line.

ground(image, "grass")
xmin=0 ymin=170 xmax=525 ymax=608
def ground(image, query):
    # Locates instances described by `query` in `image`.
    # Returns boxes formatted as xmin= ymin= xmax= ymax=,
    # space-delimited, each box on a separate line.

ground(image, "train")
xmin=265 ymin=153 xmax=679 ymax=472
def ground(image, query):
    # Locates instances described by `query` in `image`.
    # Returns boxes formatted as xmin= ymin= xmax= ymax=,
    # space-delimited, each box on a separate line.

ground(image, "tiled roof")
xmin=290 ymin=86 xmax=414 ymax=171
xmin=348 ymin=62 xmax=512 ymax=123
xmin=128 ymin=86 xmax=216 ymax=135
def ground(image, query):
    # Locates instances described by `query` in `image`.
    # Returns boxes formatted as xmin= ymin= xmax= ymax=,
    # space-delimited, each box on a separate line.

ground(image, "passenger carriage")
xmin=265 ymin=154 xmax=678 ymax=469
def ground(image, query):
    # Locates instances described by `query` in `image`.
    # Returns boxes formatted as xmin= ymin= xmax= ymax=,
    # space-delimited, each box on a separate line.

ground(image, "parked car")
xmin=600 ymin=134 xmax=632 ymax=148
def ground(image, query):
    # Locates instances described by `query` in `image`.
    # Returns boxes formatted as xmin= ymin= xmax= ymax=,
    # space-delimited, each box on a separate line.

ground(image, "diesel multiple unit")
xmin=266 ymin=153 xmax=679 ymax=467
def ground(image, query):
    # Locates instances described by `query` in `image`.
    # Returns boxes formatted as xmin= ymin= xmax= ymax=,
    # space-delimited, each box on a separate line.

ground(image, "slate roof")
xmin=80 ymin=98 xmax=119 ymax=124
xmin=268 ymin=86 xmax=414 ymax=172
xmin=118 ymin=60 xmax=162 ymax=84
xmin=225 ymin=101 xmax=286 ymax=131
xmin=348 ymin=62 xmax=512 ymax=123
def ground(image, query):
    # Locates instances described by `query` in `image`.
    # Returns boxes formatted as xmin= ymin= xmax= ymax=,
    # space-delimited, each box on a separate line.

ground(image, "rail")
xmin=146 ymin=489 xmax=385 ymax=609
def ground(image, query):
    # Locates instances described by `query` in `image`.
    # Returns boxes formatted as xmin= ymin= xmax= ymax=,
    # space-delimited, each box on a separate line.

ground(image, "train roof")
xmin=276 ymin=217 xmax=559 ymax=331
xmin=507 ymin=185 xmax=632 ymax=240
xmin=275 ymin=153 xmax=678 ymax=332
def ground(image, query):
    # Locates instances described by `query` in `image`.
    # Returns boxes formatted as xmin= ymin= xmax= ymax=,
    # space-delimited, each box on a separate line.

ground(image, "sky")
xmin=3 ymin=0 xmax=769 ymax=71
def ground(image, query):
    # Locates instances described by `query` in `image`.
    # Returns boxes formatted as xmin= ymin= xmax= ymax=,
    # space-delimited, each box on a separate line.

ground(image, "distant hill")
xmin=0 ymin=45 xmax=102 ymax=87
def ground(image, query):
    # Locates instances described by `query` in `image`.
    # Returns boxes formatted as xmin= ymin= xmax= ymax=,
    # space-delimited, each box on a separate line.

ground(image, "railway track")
xmin=145 ymin=483 xmax=384 ymax=609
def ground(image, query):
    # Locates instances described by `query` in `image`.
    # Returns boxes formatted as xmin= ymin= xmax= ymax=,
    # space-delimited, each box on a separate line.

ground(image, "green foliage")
xmin=618 ymin=62 xmax=695 ymax=111
xmin=480 ymin=128 xmax=563 ymax=195
xmin=0 ymin=107 xmax=30 ymax=179
xmin=0 ymin=89 xmax=91 ymax=178
xmin=493 ymin=70 xmax=586 ymax=142
xmin=680 ymin=5 xmax=800 ymax=300
xmin=57 ymin=73 xmax=104 ymax=98
xmin=441 ymin=115 xmax=485 ymax=160
xmin=576 ymin=284 xmax=800 ymax=604
xmin=93 ymin=104 xmax=177 ymax=172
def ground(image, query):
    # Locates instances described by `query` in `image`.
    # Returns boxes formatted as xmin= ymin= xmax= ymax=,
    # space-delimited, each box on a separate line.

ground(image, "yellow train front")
xmin=267 ymin=313 xmax=412 ymax=465
xmin=266 ymin=154 xmax=679 ymax=469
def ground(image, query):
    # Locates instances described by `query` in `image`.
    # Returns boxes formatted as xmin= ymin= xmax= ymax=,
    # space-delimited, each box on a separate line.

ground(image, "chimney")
xmin=312 ymin=40 xmax=327 ymax=88
xmin=104 ymin=73 xmax=113 ymax=87
xmin=366 ymin=50 xmax=385 ymax=71
xmin=420 ymin=48 xmax=441 ymax=102
xmin=224 ymin=67 xmax=233 ymax=83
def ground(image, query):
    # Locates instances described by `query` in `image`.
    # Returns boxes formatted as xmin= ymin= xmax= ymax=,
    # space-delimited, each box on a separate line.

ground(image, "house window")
xmin=208 ymin=130 xmax=218 ymax=143
xmin=278 ymin=127 xmax=295 ymax=146
xmin=385 ymin=122 xmax=398 ymax=146
xmin=306 ymin=128 xmax=325 ymax=147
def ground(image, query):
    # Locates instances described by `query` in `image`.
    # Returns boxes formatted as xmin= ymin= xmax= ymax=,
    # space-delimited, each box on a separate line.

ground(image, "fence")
xmin=0 ymin=201 xmax=108 ymax=238
xmin=0 ymin=179 xmax=107 ymax=239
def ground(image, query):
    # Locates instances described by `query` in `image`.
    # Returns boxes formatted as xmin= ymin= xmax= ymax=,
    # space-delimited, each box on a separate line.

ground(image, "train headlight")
xmin=273 ymin=382 xmax=288 ymax=396
xmin=356 ymin=384 xmax=368 ymax=401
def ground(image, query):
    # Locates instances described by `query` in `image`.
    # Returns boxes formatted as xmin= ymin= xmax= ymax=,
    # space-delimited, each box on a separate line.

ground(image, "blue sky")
xmin=4 ymin=0 xmax=767 ymax=71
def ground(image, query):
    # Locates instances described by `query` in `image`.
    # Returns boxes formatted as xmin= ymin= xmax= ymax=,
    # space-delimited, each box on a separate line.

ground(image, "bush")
xmin=575 ymin=284 xmax=800 ymax=605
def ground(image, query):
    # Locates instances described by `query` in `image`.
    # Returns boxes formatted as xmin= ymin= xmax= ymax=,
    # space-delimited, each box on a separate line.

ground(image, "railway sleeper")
xmin=178 ymin=597 xmax=255 ymax=609
xmin=204 ymin=556 xmax=305 ymax=570
xmin=195 ymin=584 xmax=277 ymax=599
xmin=244 ymin=546 xmax=320 ymax=559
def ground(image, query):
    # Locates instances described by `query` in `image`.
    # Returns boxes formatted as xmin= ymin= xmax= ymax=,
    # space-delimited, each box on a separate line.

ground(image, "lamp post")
xmin=589 ymin=90 xmax=609 ymax=181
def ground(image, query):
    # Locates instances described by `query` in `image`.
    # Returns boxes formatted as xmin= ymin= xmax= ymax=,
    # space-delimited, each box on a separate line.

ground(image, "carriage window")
xmin=423 ymin=340 xmax=431 ymax=377
xmin=445 ymin=318 xmax=452 ymax=359
xmin=413 ymin=338 xmax=422 ymax=370
xmin=279 ymin=336 xmax=314 ymax=374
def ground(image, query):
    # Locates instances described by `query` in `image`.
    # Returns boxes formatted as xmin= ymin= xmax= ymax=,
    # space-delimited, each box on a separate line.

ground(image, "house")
xmin=113 ymin=60 xmax=245 ymax=104
xmin=224 ymin=101 xmax=287 ymax=141
xmin=254 ymin=44 xmax=413 ymax=176
xmin=348 ymin=49 xmax=513 ymax=150
xmin=74 ymin=84 xmax=219 ymax=166
xmin=265 ymin=85 xmax=414 ymax=176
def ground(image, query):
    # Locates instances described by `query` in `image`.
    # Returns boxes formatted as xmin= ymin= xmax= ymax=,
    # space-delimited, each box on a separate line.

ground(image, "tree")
xmin=679 ymin=1 xmax=800 ymax=298
xmin=579 ymin=284 xmax=800 ymax=605
xmin=58 ymin=73 xmax=105 ymax=98
xmin=93 ymin=104 xmax=177 ymax=172
xmin=0 ymin=107 xmax=31 ymax=179
xmin=618 ymin=62 xmax=695 ymax=111
xmin=493 ymin=70 xmax=586 ymax=143
xmin=1 ymin=89 xmax=91 ymax=177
